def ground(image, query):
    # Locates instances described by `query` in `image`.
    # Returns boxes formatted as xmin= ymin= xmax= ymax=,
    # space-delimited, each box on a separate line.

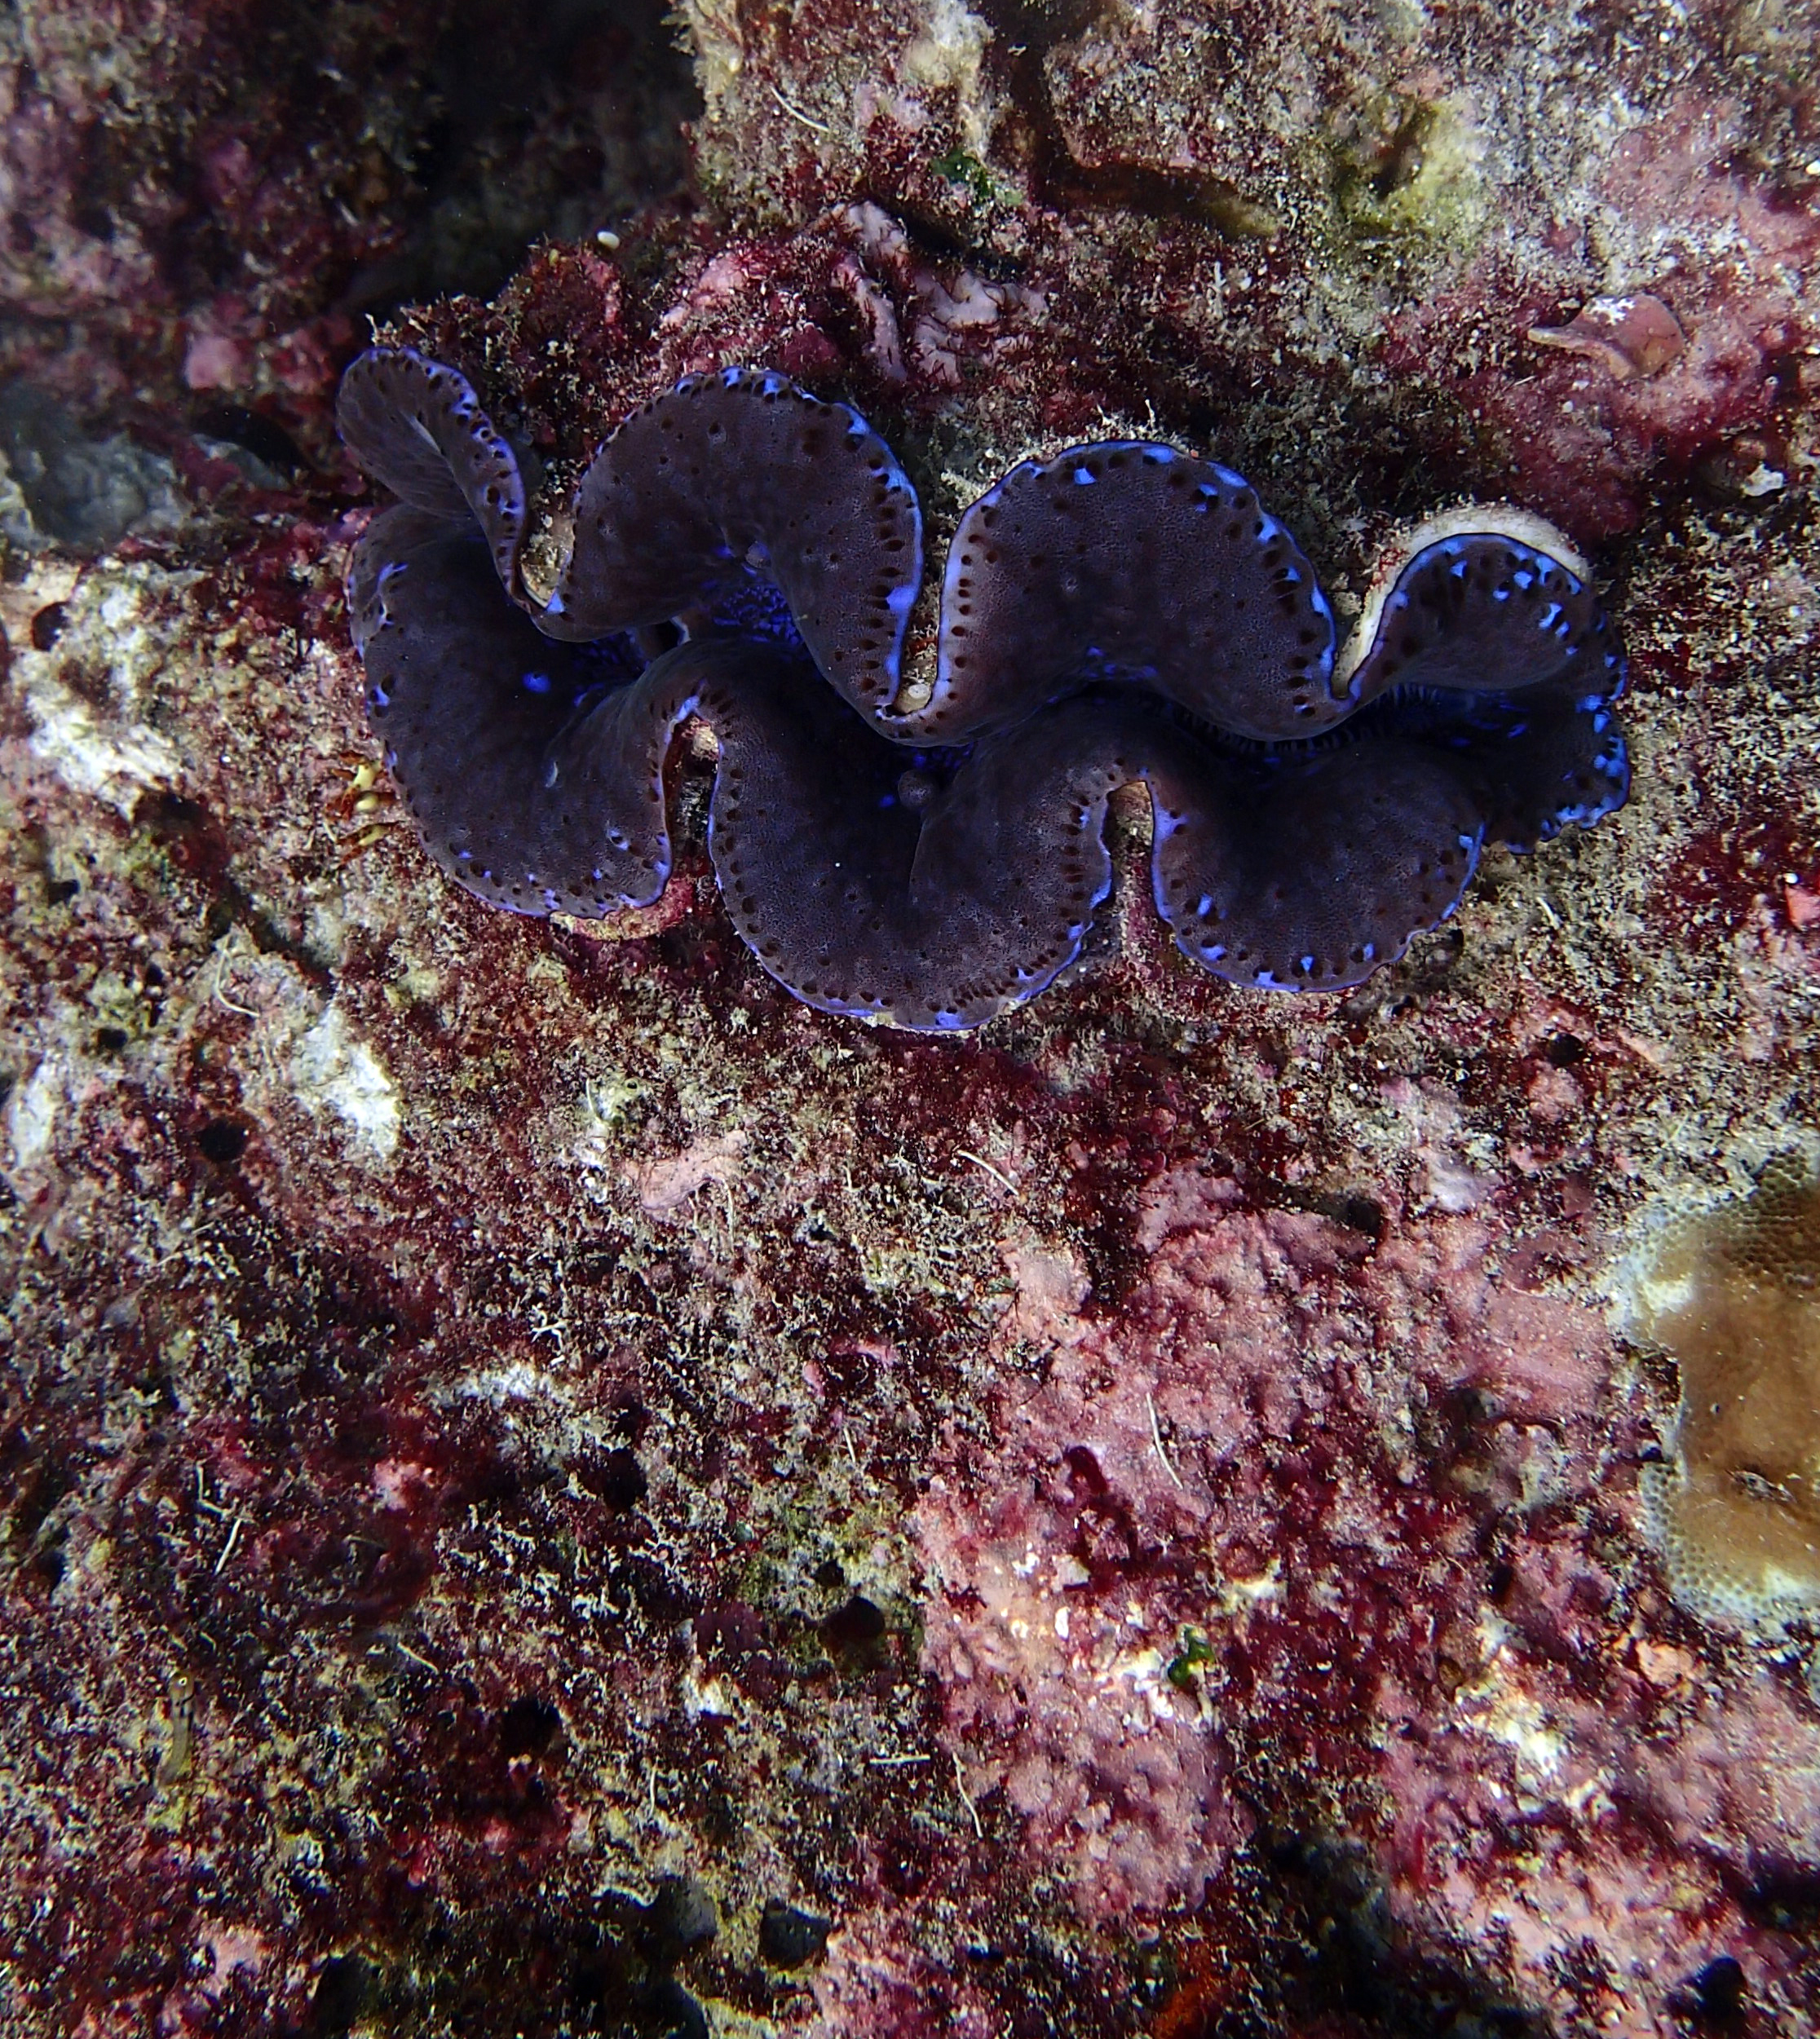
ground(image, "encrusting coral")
xmin=338 ymin=346 xmax=1628 ymax=1029
xmin=1631 ymin=1154 xmax=1820 ymax=1635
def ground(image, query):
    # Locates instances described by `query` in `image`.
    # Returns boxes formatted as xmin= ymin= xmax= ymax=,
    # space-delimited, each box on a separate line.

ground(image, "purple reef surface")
xmin=2 ymin=2 xmax=1819 ymax=2037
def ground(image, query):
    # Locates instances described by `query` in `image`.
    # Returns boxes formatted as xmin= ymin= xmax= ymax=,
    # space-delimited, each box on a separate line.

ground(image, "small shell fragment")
xmin=1527 ymin=293 xmax=1686 ymax=381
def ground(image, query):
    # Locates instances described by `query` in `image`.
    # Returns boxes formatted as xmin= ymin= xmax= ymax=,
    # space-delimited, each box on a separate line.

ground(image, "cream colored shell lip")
xmin=1332 ymin=503 xmax=1592 ymax=703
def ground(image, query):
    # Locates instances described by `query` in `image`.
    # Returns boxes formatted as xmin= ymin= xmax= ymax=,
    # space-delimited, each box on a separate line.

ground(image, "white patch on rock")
xmin=453 ymin=1361 xmax=552 ymax=1406
xmin=901 ymin=0 xmax=995 ymax=153
xmin=289 ymin=1003 xmax=400 ymax=1162
xmin=682 ymin=1663 xmax=735 ymax=1720
xmin=1381 ymin=1075 xmax=1498 ymax=1211
xmin=1457 ymin=1613 xmax=1574 ymax=1809
xmin=1001 ymin=1238 xmax=1090 ymax=1348
xmin=6 ymin=1054 xmax=65 ymax=1175
xmin=11 ymin=558 xmax=194 ymax=814
xmin=25 ymin=686 xmax=183 ymax=814
xmin=903 ymin=0 xmax=992 ymax=95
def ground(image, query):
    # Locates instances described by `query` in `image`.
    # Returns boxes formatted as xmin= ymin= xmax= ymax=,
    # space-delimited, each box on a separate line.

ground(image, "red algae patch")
xmin=1627 ymin=1153 xmax=1820 ymax=1634
xmin=918 ymin=1173 xmax=1620 ymax=1926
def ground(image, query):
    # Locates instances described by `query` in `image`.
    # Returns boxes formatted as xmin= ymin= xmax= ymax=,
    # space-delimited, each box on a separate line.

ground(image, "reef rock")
xmin=1 ymin=2 xmax=1818 ymax=2037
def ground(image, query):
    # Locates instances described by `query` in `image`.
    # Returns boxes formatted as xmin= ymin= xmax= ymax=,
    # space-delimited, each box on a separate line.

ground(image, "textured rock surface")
xmin=2 ymin=2 xmax=1818 ymax=2037
xmin=0 ymin=0 xmax=694 ymax=483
